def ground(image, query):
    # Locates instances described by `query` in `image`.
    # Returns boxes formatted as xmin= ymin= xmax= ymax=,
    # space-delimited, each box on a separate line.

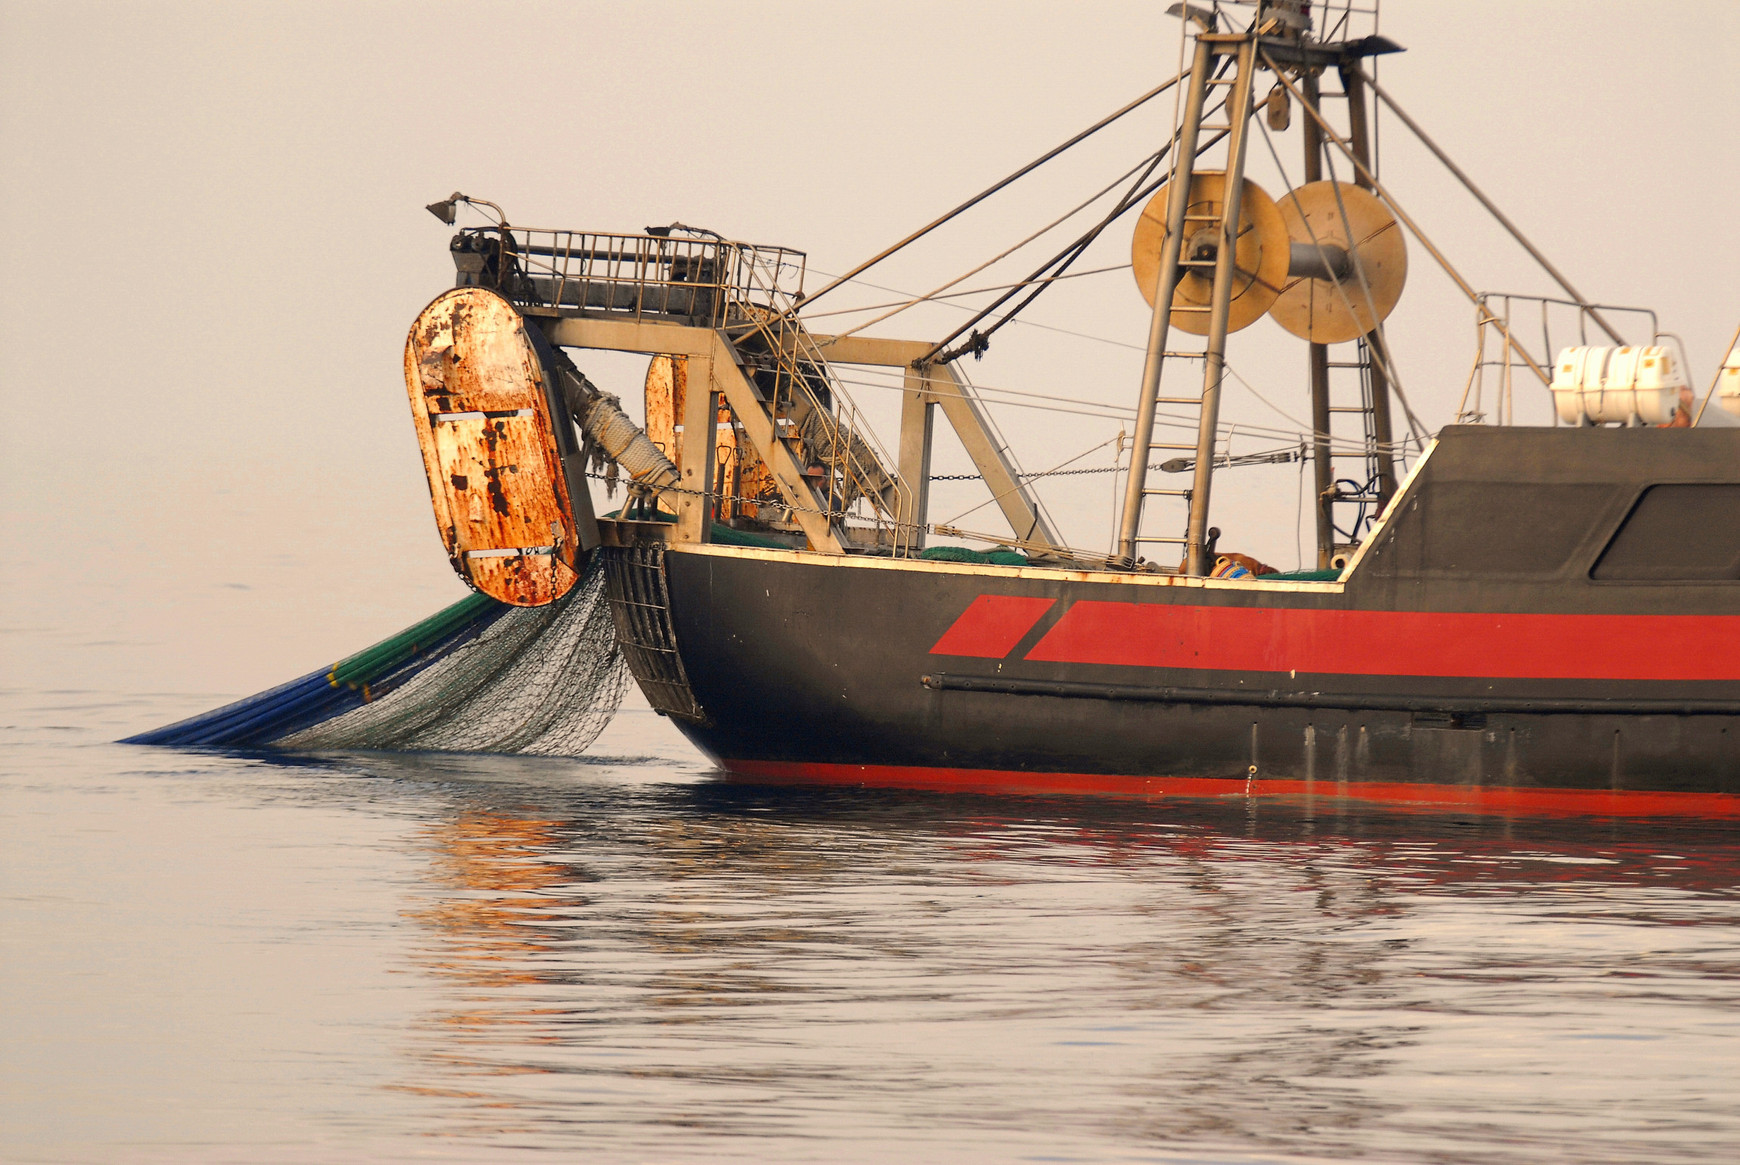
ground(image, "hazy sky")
xmin=3 ymin=0 xmax=1736 ymax=705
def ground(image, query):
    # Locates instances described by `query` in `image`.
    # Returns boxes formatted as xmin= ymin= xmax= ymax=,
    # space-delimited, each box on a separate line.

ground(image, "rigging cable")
xmin=1251 ymin=107 xmax=1428 ymax=444
xmin=799 ymin=69 xmax=1190 ymax=310
xmin=925 ymin=119 xmax=1233 ymax=361
xmin=800 ymin=265 xmax=1131 ymax=322
xmin=823 ymin=151 xmax=1163 ymax=340
xmin=1694 ymin=321 xmax=1740 ymax=426
xmin=1258 ymin=52 xmax=1553 ymax=390
xmin=923 ymin=54 xmax=1242 ymax=364
xmin=807 ymin=265 xmax=1149 ymax=352
xmin=828 ymin=369 xmax=1389 ymax=458
xmin=1319 ymin=141 xmax=1429 ymax=445
xmin=936 ymin=434 xmax=1122 ymax=529
xmin=1356 ymin=65 xmax=1623 ymax=345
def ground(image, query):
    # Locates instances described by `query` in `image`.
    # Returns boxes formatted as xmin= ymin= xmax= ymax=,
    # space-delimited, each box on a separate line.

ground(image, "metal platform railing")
xmin=720 ymin=252 xmax=913 ymax=553
xmin=1457 ymin=293 xmax=1666 ymax=426
xmin=453 ymin=224 xmax=911 ymax=552
xmin=452 ymin=227 xmax=807 ymax=326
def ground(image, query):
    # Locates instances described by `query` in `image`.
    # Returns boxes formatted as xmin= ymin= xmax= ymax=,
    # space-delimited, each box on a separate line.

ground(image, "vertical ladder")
xmin=1116 ymin=32 xmax=1261 ymax=573
xmin=1303 ymin=64 xmax=1398 ymax=568
xmin=1319 ymin=339 xmax=1390 ymax=555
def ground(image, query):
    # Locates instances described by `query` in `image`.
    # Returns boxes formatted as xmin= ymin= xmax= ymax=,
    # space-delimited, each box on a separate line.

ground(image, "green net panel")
xmin=275 ymin=560 xmax=627 ymax=756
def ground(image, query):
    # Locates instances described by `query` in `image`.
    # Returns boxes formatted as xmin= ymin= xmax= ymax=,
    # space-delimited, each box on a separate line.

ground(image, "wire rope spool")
xmin=1131 ymin=171 xmax=1290 ymax=336
xmin=1268 ymin=181 xmax=1408 ymax=344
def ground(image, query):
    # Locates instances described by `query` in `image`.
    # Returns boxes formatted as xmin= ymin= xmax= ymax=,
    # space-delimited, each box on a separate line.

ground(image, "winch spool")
xmin=1266 ymin=181 xmax=1408 ymax=344
xmin=1131 ymin=171 xmax=1290 ymax=335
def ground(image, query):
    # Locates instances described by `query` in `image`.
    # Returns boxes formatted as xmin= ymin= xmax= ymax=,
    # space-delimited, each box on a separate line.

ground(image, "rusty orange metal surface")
xmin=643 ymin=353 xmax=684 ymax=464
xmin=644 ymin=354 xmax=778 ymax=521
xmin=404 ymin=288 xmax=580 ymax=606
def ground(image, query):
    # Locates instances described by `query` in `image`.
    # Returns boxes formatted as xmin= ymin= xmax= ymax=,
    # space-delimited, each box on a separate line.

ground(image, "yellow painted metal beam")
xmin=545 ymin=315 xmax=844 ymax=553
xmin=545 ymin=316 xmax=719 ymax=357
xmin=706 ymin=348 xmax=847 ymax=554
xmin=809 ymin=334 xmax=934 ymax=368
xmin=674 ymin=355 xmax=716 ymax=544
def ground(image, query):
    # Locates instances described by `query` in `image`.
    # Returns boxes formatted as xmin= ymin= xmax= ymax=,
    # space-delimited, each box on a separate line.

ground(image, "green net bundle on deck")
xmin=919 ymin=545 xmax=1029 ymax=566
xmin=1255 ymin=568 xmax=1345 ymax=581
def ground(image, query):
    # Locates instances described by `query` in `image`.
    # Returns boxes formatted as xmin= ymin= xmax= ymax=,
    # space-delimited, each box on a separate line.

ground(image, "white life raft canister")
xmin=1551 ymin=345 xmax=1685 ymax=425
xmin=1719 ymin=339 xmax=1740 ymax=418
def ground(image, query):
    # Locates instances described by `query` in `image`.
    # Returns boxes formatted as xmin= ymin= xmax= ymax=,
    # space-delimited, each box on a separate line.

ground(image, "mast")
xmin=1116 ymin=37 xmax=1213 ymax=566
xmin=1301 ymin=71 xmax=1336 ymax=569
xmin=1182 ymin=34 xmax=1260 ymax=578
xmin=1118 ymin=2 xmax=1404 ymax=574
xmin=1340 ymin=63 xmax=1399 ymax=512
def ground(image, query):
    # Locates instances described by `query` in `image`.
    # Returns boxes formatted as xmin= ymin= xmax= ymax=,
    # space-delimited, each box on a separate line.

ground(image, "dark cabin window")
xmin=1404 ymin=482 xmax=1615 ymax=575
xmin=1592 ymin=485 xmax=1740 ymax=581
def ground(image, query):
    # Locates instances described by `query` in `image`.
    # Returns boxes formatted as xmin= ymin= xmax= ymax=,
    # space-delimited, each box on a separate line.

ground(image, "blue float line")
xmin=122 ymin=599 xmax=512 ymax=749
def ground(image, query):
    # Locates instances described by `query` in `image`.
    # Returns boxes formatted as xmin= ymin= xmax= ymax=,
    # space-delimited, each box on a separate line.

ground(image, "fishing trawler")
xmin=134 ymin=1 xmax=1740 ymax=814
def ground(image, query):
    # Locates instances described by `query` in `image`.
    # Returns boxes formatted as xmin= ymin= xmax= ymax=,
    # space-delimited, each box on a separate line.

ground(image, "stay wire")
xmin=1252 ymin=107 xmax=1424 ymax=445
xmin=807 ymin=265 xmax=1149 ymax=352
xmin=924 ymin=73 xmax=1238 ymax=365
xmin=932 ymin=442 xmax=1306 ymax=482
xmin=824 ymin=151 xmax=1163 ymax=341
xmin=1258 ymin=51 xmax=1552 ymax=395
xmin=800 ymin=69 xmax=1190 ymax=310
xmin=925 ymin=58 xmax=1242 ymax=365
xmin=936 ymin=434 xmax=1121 ymax=529
xmin=828 ymin=368 xmax=1385 ymax=458
xmin=1319 ymin=144 xmax=1430 ymax=446
xmin=800 ymin=265 xmax=1131 ymax=322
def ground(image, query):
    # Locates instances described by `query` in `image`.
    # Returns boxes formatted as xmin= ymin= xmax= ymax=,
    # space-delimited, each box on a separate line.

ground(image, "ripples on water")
xmin=3 ymin=688 xmax=1738 ymax=1163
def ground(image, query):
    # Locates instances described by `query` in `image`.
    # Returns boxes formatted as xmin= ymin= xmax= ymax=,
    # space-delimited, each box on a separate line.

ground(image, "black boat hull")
xmin=605 ymin=427 xmax=1740 ymax=815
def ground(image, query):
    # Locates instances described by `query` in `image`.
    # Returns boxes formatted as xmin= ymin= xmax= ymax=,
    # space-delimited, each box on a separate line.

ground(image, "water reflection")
xmin=293 ymin=746 xmax=1740 ymax=1162
xmin=409 ymin=810 xmax=583 ymax=989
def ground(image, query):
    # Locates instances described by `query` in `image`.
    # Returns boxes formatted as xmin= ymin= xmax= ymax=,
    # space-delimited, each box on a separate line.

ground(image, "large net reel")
xmin=1131 ymin=171 xmax=1290 ymax=335
xmin=1130 ymin=174 xmax=1408 ymax=341
xmin=1269 ymin=181 xmax=1407 ymax=343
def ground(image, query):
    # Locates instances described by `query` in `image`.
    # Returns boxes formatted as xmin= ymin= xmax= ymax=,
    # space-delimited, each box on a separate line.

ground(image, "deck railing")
xmin=1458 ymin=293 xmax=1668 ymax=426
xmin=455 ymin=224 xmax=911 ymax=552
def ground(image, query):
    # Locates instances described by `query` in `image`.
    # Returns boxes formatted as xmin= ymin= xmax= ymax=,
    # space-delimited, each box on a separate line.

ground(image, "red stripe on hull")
xmin=721 ymin=759 xmax=1740 ymax=819
xmin=1025 ymin=602 xmax=1740 ymax=682
xmin=929 ymin=595 xmax=1055 ymax=659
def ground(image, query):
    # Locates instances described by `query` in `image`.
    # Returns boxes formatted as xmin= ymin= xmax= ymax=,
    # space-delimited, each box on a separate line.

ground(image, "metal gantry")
xmin=435 ymin=3 xmax=1659 ymax=575
xmin=449 ymin=222 xmax=1060 ymax=558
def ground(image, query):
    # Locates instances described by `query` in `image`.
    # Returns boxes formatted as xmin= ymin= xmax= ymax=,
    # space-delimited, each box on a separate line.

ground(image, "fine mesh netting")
xmin=273 ymin=559 xmax=627 ymax=756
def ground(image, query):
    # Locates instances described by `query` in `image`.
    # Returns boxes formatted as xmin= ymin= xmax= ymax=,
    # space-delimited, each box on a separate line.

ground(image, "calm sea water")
xmin=4 ymin=687 xmax=1739 ymax=1164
